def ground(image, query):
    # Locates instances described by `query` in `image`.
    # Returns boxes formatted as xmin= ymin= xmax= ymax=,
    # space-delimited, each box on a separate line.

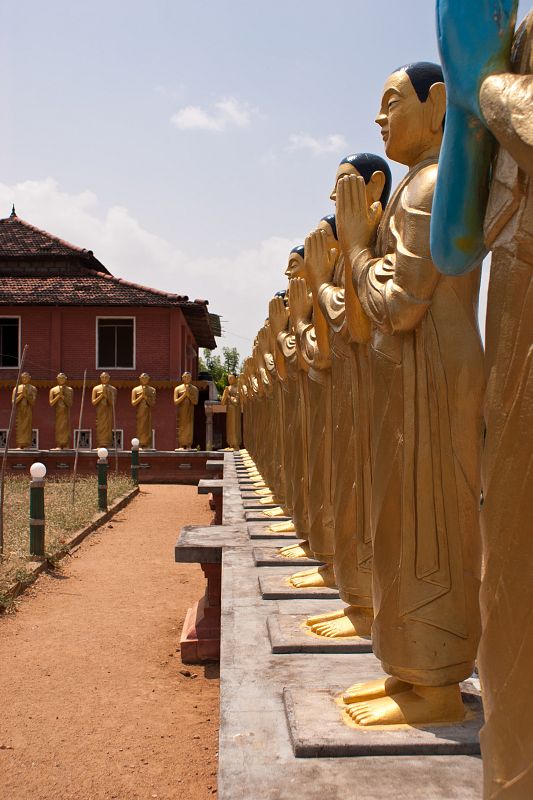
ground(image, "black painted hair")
xmin=396 ymin=61 xmax=444 ymax=102
xmin=320 ymin=214 xmax=338 ymax=240
xmin=290 ymin=245 xmax=305 ymax=259
xmin=339 ymin=153 xmax=393 ymax=209
xmin=275 ymin=290 xmax=287 ymax=299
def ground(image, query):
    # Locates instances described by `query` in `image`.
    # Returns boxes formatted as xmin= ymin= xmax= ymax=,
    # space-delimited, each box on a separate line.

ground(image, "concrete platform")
xmin=248 ymin=522 xmax=298 ymax=540
xmin=267 ymin=614 xmax=372 ymax=654
xmin=259 ymin=572 xmax=340 ymax=600
xmin=253 ymin=546 xmax=321 ymax=567
xmin=284 ymin=683 xmax=483 ymax=757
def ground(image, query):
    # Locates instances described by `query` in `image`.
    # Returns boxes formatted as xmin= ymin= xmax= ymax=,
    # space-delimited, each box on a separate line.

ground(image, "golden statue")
xmin=12 ymin=372 xmax=37 ymax=449
xmin=336 ymin=63 xmax=484 ymax=726
xmin=475 ymin=11 xmax=533 ymax=796
xmin=131 ymin=373 xmax=156 ymax=449
xmin=49 ymin=373 xmax=73 ymax=449
xmin=91 ymin=372 xmax=117 ymax=449
xmin=221 ymin=373 xmax=242 ymax=450
xmin=174 ymin=371 xmax=199 ymax=449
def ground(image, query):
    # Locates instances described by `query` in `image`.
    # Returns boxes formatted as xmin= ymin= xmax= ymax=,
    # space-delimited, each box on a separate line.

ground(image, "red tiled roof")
xmin=0 ymin=273 xmax=217 ymax=348
xmin=0 ymin=210 xmax=109 ymax=272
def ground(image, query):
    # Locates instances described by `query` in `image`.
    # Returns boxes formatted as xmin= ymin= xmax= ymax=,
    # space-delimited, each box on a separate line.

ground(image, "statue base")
xmin=247 ymin=522 xmax=298 ymax=540
xmin=283 ymin=683 xmax=482 ymax=757
xmin=258 ymin=572 xmax=340 ymax=600
xmin=253 ymin=547 xmax=321 ymax=567
xmin=267 ymin=614 xmax=372 ymax=654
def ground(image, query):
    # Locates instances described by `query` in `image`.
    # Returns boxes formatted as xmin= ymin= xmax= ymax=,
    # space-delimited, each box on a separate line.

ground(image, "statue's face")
xmin=228 ymin=374 xmax=236 ymax=385
xmin=100 ymin=372 xmax=110 ymax=384
xmin=182 ymin=373 xmax=192 ymax=385
xmin=140 ymin=374 xmax=150 ymax=385
xmin=376 ymin=70 xmax=430 ymax=165
xmin=21 ymin=372 xmax=31 ymax=384
xmin=57 ymin=374 xmax=67 ymax=385
xmin=285 ymin=253 xmax=305 ymax=280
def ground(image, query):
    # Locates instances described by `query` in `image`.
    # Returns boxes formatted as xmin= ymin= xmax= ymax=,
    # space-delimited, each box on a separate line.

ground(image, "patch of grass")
xmin=0 ymin=474 xmax=133 ymax=608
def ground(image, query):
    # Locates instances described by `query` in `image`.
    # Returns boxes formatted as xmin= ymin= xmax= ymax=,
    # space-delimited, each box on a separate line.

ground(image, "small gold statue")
xmin=12 ymin=372 xmax=37 ymax=449
xmin=91 ymin=372 xmax=117 ymax=448
xmin=131 ymin=373 xmax=156 ymax=449
xmin=221 ymin=373 xmax=242 ymax=450
xmin=174 ymin=371 xmax=199 ymax=449
xmin=49 ymin=373 xmax=73 ymax=449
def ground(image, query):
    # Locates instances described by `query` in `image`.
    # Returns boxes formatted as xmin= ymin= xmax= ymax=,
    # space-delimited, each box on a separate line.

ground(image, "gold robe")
xmin=133 ymin=385 xmax=155 ymax=448
xmin=13 ymin=384 xmax=37 ymax=448
xmin=478 ymin=13 xmax=533 ymax=798
xmin=50 ymin=385 xmax=73 ymax=448
xmin=93 ymin=384 xmax=117 ymax=448
xmin=297 ymin=320 xmax=335 ymax=562
xmin=175 ymin=384 xmax=199 ymax=448
xmin=355 ymin=159 xmax=484 ymax=685
xmin=319 ymin=256 xmax=373 ymax=605
xmin=222 ymin=384 xmax=242 ymax=450
xmin=277 ymin=331 xmax=310 ymax=537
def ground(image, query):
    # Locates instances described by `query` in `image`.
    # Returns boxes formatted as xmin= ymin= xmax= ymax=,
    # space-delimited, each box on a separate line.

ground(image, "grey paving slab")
xmin=242 ymin=498 xmax=278 ymax=510
xmin=259 ymin=572 xmax=340 ymax=600
xmin=284 ymin=683 xmax=483 ymax=757
xmin=248 ymin=522 xmax=298 ymax=540
xmin=253 ymin=546 xmax=321 ymax=567
xmin=267 ymin=614 xmax=373 ymax=654
xmin=197 ymin=478 xmax=223 ymax=495
xmin=174 ymin=524 xmax=248 ymax=563
xmin=245 ymin=509 xmax=291 ymax=522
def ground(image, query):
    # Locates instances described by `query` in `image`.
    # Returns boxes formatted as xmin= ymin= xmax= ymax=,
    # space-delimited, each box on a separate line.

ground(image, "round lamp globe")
xmin=131 ymin=438 xmax=140 ymax=450
xmin=30 ymin=462 xmax=47 ymax=480
xmin=97 ymin=447 xmax=109 ymax=461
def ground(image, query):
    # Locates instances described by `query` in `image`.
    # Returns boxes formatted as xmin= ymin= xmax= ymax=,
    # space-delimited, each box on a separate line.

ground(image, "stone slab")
xmin=284 ymin=684 xmax=483 ymax=758
xmin=253 ymin=547 xmax=321 ymax=567
xmin=267 ymin=614 xmax=372 ymax=654
xmin=259 ymin=573 xmax=340 ymax=600
xmin=174 ymin=524 xmax=248 ymax=563
xmin=247 ymin=523 xmax=298 ymax=540
xmin=245 ymin=510 xmax=291 ymax=523
xmin=242 ymin=499 xmax=278 ymax=510
xmin=197 ymin=478 xmax=223 ymax=495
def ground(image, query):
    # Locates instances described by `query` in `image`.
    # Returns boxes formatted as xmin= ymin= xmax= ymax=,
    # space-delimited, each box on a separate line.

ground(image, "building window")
xmin=111 ymin=430 xmax=124 ymax=450
xmin=0 ymin=318 xmax=20 ymax=368
xmin=74 ymin=429 xmax=92 ymax=450
xmin=97 ymin=318 xmax=135 ymax=369
xmin=0 ymin=428 xmax=37 ymax=448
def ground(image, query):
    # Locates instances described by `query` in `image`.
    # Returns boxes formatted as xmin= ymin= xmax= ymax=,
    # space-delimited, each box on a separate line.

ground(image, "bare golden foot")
xmin=251 ymin=481 xmax=267 ymax=488
xmin=259 ymin=496 xmax=275 ymax=505
xmin=342 ymin=677 xmax=412 ymax=705
xmin=278 ymin=540 xmax=312 ymax=559
xmin=263 ymin=507 xmax=286 ymax=518
xmin=255 ymin=488 xmax=272 ymax=496
xmin=345 ymin=684 xmax=466 ymax=727
xmin=310 ymin=606 xmax=373 ymax=639
xmin=269 ymin=521 xmax=295 ymax=533
xmin=289 ymin=564 xmax=336 ymax=589
xmin=306 ymin=607 xmax=345 ymax=626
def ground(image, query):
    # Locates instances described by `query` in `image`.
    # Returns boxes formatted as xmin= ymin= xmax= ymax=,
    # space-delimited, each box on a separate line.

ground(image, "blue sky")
xmin=1 ymin=1 xmax=529 ymax=354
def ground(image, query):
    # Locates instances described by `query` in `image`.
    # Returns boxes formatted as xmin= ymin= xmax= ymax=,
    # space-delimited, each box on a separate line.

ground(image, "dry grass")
xmin=0 ymin=473 xmax=133 ymax=607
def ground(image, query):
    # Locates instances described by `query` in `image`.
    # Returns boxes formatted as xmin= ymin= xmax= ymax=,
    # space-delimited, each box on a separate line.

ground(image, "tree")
xmin=199 ymin=347 xmax=241 ymax=396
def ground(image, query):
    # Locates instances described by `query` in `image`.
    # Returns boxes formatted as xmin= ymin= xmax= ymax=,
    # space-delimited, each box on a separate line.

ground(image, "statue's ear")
xmin=428 ymin=82 xmax=447 ymax=132
xmin=369 ymin=170 xmax=386 ymax=203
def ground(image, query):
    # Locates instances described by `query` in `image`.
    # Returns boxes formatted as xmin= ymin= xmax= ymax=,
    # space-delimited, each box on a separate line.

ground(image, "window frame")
xmin=73 ymin=429 xmax=92 ymax=450
xmin=96 ymin=315 xmax=136 ymax=371
xmin=0 ymin=316 xmax=21 ymax=369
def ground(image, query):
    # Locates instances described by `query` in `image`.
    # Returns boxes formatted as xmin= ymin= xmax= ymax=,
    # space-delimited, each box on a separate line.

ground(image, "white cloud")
xmin=171 ymin=97 xmax=254 ymax=133
xmin=287 ymin=132 xmax=347 ymax=157
xmin=0 ymin=179 xmax=298 ymax=355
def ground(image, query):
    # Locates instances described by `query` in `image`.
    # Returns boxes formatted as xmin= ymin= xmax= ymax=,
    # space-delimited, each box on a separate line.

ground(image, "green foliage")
xmin=199 ymin=347 xmax=241 ymax=397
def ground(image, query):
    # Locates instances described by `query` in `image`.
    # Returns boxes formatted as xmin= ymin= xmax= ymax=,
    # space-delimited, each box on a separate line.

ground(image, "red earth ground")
xmin=0 ymin=484 xmax=219 ymax=800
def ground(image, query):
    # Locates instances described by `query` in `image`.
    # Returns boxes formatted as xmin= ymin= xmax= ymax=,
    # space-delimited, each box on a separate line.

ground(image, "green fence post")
xmin=97 ymin=447 xmax=108 ymax=512
xmin=29 ymin=462 xmax=46 ymax=558
xmin=131 ymin=438 xmax=139 ymax=485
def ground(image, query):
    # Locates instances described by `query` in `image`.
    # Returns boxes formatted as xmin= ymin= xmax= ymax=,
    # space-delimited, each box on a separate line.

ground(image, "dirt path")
xmin=0 ymin=484 xmax=219 ymax=800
